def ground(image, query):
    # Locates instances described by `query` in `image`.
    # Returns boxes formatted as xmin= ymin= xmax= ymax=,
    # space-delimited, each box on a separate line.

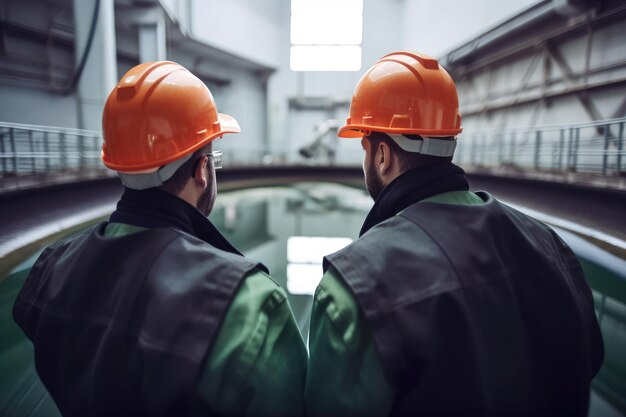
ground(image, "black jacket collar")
xmin=109 ymin=188 xmax=268 ymax=273
xmin=360 ymin=163 xmax=469 ymax=236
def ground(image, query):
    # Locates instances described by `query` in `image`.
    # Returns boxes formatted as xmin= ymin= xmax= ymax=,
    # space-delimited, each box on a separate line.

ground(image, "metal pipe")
xmin=459 ymin=76 xmax=626 ymax=117
xmin=63 ymin=0 xmax=101 ymax=95
xmin=0 ymin=121 xmax=100 ymax=137
xmin=464 ymin=116 xmax=626 ymax=135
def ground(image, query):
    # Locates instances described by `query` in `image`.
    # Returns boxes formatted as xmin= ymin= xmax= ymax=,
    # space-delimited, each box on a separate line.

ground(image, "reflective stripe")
xmin=117 ymin=154 xmax=193 ymax=190
xmin=387 ymin=134 xmax=457 ymax=157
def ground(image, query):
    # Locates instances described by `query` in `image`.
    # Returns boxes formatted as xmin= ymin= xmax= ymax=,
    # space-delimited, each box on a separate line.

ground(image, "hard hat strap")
xmin=387 ymin=134 xmax=457 ymax=157
xmin=117 ymin=153 xmax=193 ymax=190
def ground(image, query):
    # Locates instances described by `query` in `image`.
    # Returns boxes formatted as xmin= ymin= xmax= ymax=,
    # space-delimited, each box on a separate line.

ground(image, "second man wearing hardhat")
xmin=305 ymin=52 xmax=604 ymax=416
xmin=14 ymin=61 xmax=307 ymax=416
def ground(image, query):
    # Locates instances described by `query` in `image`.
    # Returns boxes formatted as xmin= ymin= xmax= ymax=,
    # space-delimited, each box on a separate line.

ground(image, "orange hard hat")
xmin=102 ymin=61 xmax=239 ymax=173
xmin=338 ymin=51 xmax=462 ymax=139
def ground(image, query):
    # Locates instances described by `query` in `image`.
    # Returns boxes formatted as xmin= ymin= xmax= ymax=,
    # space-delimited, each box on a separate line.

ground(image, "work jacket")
xmin=325 ymin=191 xmax=603 ymax=416
xmin=13 ymin=188 xmax=307 ymax=417
xmin=306 ymin=164 xmax=604 ymax=417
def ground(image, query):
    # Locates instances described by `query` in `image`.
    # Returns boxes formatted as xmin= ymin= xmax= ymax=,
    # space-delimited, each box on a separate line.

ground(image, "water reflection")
xmin=210 ymin=182 xmax=373 ymax=340
xmin=0 ymin=181 xmax=624 ymax=416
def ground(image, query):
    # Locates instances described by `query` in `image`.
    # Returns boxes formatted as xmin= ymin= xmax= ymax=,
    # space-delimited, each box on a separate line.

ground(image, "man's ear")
xmin=377 ymin=141 xmax=393 ymax=176
xmin=193 ymin=156 xmax=208 ymax=188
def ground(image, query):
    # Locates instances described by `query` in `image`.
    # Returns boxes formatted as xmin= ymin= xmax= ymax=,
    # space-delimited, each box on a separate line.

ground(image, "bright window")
xmin=290 ymin=0 xmax=363 ymax=71
xmin=286 ymin=236 xmax=353 ymax=295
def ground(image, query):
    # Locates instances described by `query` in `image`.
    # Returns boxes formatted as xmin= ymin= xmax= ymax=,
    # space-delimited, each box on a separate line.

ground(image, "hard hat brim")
xmin=217 ymin=113 xmax=241 ymax=134
xmin=337 ymin=124 xmax=463 ymax=138
xmin=337 ymin=127 xmax=364 ymax=138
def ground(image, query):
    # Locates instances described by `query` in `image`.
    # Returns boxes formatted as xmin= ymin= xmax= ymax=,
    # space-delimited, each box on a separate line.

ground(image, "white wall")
xmin=218 ymin=69 xmax=268 ymax=163
xmin=190 ymin=0 xmax=283 ymax=69
xmin=0 ymin=84 xmax=79 ymax=128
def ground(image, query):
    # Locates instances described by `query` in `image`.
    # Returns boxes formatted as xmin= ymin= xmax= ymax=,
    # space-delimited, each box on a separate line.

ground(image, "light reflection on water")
xmin=210 ymin=182 xmax=373 ymax=339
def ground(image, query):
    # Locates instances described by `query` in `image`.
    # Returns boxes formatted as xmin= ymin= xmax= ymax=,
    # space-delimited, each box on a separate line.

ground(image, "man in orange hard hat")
xmin=14 ymin=62 xmax=306 ymax=416
xmin=305 ymin=52 xmax=603 ymax=416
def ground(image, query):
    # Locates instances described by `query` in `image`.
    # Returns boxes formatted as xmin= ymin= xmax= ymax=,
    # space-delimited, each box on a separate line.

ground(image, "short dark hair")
xmin=366 ymin=132 xmax=452 ymax=172
xmin=158 ymin=143 xmax=213 ymax=195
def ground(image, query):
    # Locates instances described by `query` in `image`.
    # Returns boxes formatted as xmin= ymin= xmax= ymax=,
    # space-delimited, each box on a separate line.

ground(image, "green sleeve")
xmin=193 ymin=270 xmax=308 ymax=417
xmin=305 ymin=267 xmax=394 ymax=417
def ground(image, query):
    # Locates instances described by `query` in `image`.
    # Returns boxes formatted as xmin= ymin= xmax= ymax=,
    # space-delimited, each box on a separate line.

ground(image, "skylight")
xmin=290 ymin=0 xmax=363 ymax=71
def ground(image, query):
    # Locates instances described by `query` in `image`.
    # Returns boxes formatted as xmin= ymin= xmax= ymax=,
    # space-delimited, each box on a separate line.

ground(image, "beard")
xmin=365 ymin=160 xmax=385 ymax=201
xmin=197 ymin=186 xmax=215 ymax=217
xmin=197 ymin=168 xmax=217 ymax=217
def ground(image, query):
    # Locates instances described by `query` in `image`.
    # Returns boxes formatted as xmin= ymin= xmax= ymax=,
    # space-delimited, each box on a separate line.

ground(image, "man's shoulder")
xmin=47 ymin=223 xmax=102 ymax=251
xmin=148 ymin=227 xmax=259 ymax=268
xmin=316 ymin=267 xmax=361 ymax=328
xmin=232 ymin=270 xmax=288 ymax=314
xmin=29 ymin=223 xmax=103 ymax=275
xmin=243 ymin=269 xmax=284 ymax=292
xmin=327 ymin=213 xmax=442 ymax=266
xmin=37 ymin=224 xmax=260 ymax=286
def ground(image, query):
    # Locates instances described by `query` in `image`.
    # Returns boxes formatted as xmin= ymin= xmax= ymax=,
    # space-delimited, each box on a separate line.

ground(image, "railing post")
xmin=0 ymin=131 xmax=5 ymax=175
xmin=509 ymin=132 xmax=516 ymax=165
xmin=60 ymin=132 xmax=66 ymax=169
xmin=567 ymin=127 xmax=573 ymax=170
xmin=602 ymin=124 xmax=610 ymax=175
xmin=573 ymin=127 xmax=580 ymax=172
xmin=44 ymin=131 xmax=50 ymax=171
xmin=558 ymin=129 xmax=564 ymax=171
xmin=482 ymin=135 xmax=487 ymax=166
xmin=534 ymin=130 xmax=542 ymax=170
xmin=28 ymin=130 xmax=36 ymax=173
xmin=93 ymin=135 xmax=99 ymax=168
xmin=79 ymin=134 xmax=85 ymax=170
xmin=617 ymin=122 xmax=624 ymax=175
xmin=497 ymin=133 xmax=503 ymax=165
xmin=10 ymin=127 xmax=17 ymax=173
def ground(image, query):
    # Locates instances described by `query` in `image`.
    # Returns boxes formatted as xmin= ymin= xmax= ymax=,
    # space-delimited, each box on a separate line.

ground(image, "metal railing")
xmin=0 ymin=122 xmax=103 ymax=177
xmin=1 ymin=117 xmax=625 ymax=192
xmin=0 ymin=122 xmax=284 ymax=178
xmin=455 ymin=117 xmax=626 ymax=176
